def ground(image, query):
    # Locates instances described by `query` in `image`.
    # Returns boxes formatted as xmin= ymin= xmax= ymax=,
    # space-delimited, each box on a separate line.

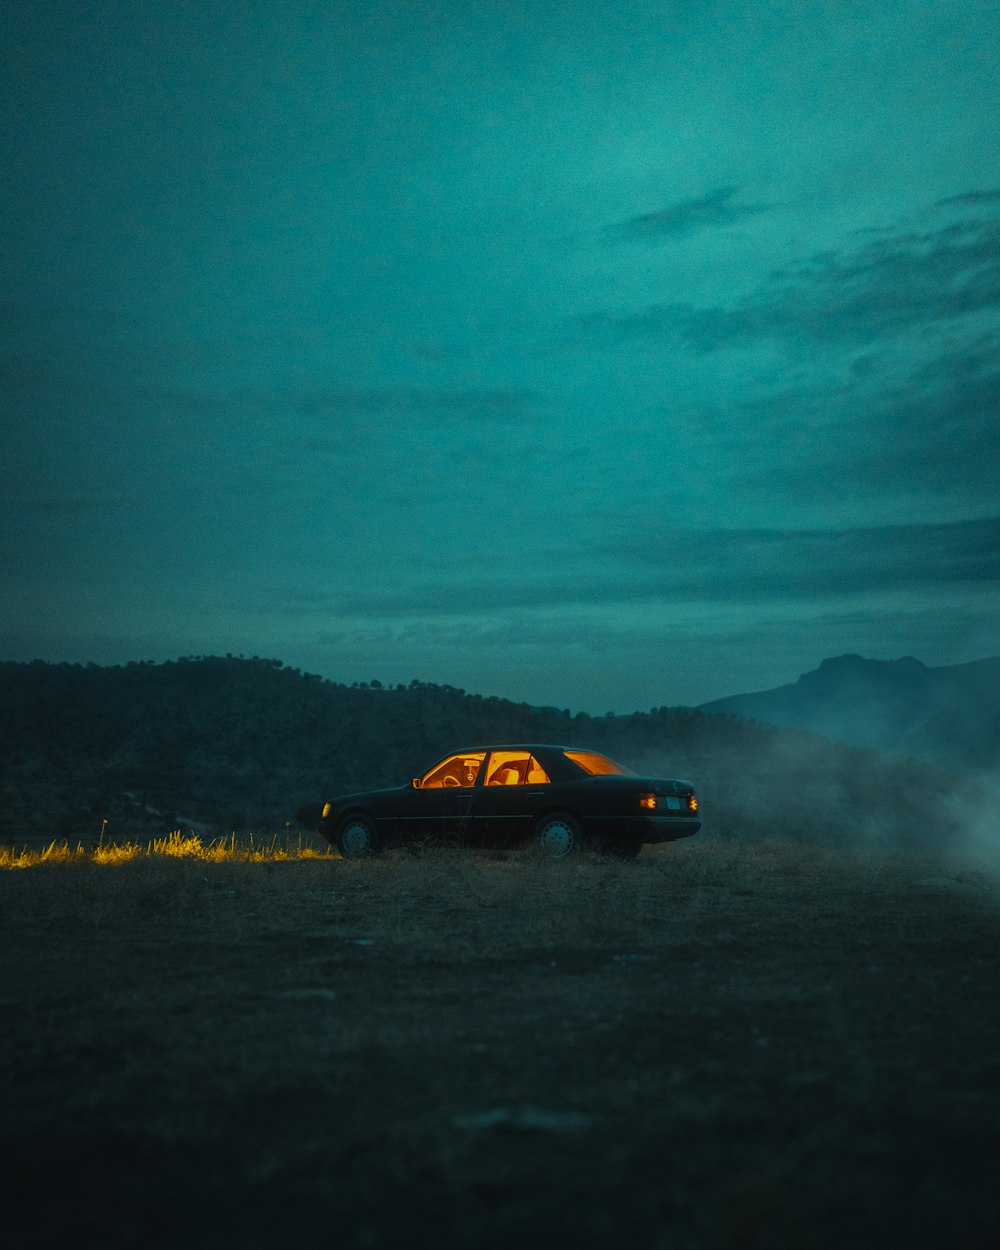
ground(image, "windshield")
xmin=421 ymin=752 xmax=486 ymax=788
xmin=563 ymin=750 xmax=635 ymax=776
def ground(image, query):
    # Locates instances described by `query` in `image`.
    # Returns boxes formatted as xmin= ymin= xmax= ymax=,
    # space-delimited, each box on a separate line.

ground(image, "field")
xmin=2 ymin=833 xmax=999 ymax=1249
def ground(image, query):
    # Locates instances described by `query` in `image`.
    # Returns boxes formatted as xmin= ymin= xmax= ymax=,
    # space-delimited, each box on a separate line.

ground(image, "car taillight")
xmin=688 ymin=795 xmax=698 ymax=812
xmin=639 ymin=793 xmax=657 ymax=809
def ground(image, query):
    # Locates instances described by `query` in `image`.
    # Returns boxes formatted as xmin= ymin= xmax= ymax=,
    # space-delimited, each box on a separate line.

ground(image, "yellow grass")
xmin=0 ymin=830 xmax=335 ymax=869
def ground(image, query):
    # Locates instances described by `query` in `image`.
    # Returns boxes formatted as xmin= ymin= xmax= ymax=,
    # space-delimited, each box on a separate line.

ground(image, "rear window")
xmin=563 ymin=751 xmax=634 ymax=776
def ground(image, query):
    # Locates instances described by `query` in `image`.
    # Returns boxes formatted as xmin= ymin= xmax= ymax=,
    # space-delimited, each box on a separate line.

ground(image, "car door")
xmin=477 ymin=751 xmax=551 ymax=846
xmin=410 ymin=752 xmax=485 ymax=843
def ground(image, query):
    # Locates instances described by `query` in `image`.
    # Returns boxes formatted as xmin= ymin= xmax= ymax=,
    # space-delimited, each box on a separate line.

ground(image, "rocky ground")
xmin=2 ymin=835 xmax=998 ymax=1249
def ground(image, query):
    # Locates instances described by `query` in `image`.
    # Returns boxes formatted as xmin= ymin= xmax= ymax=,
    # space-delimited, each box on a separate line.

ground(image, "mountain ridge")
xmin=0 ymin=655 xmax=971 ymax=850
xmin=699 ymin=653 xmax=1000 ymax=774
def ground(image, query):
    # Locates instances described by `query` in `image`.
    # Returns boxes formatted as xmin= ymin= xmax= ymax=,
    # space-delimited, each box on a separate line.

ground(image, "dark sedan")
xmin=318 ymin=744 xmax=700 ymax=859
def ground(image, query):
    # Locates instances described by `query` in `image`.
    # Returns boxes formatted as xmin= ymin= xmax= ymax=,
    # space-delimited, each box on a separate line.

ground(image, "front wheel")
xmin=336 ymin=815 xmax=381 ymax=858
xmin=534 ymin=812 xmax=586 ymax=859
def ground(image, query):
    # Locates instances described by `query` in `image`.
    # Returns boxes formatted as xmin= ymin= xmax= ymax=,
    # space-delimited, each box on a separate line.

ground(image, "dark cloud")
xmin=935 ymin=189 xmax=1000 ymax=207
xmin=859 ymin=369 xmax=999 ymax=493
xmin=568 ymin=210 xmax=1000 ymax=351
xmin=601 ymin=515 xmax=1000 ymax=592
xmin=724 ymin=339 xmax=1000 ymax=503
xmin=295 ymin=515 xmax=1000 ymax=619
xmin=605 ymin=187 xmax=772 ymax=242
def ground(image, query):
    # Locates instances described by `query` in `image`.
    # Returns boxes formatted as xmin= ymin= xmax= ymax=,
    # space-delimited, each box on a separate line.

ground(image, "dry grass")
xmin=0 ymin=832 xmax=944 ymax=953
xmin=1 ymin=834 xmax=998 ymax=1250
xmin=0 ymin=829 xmax=333 ymax=869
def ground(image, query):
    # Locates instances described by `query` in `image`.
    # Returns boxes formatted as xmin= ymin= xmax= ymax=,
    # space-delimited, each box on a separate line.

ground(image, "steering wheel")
xmin=443 ymin=775 xmax=460 ymax=787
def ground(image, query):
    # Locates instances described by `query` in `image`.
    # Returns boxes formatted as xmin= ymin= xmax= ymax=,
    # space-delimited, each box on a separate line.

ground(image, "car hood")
xmin=331 ymin=783 xmax=411 ymax=804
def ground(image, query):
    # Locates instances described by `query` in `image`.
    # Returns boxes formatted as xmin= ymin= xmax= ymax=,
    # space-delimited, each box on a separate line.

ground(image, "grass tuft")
xmin=0 ymin=830 xmax=334 ymax=869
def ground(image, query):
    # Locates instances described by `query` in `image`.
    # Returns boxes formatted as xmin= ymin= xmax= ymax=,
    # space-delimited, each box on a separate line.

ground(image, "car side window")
xmin=485 ymin=753 xmax=551 ymax=786
xmin=421 ymin=753 xmax=485 ymax=788
xmin=525 ymin=756 xmax=550 ymax=784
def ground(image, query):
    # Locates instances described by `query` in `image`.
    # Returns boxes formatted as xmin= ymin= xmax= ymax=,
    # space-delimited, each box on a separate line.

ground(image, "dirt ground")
xmin=1 ymin=835 xmax=998 ymax=1249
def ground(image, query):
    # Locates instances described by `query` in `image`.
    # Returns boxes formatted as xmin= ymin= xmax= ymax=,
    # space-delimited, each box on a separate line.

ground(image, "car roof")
xmin=443 ymin=744 xmax=589 ymax=754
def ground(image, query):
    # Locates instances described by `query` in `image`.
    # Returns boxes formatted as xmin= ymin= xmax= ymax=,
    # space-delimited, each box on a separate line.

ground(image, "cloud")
xmin=717 ymin=335 xmax=1000 ymax=505
xmin=568 ymin=208 xmax=1000 ymax=351
xmin=604 ymin=186 xmax=772 ymax=242
xmin=935 ymin=189 xmax=1000 ymax=208
xmin=600 ymin=515 xmax=1000 ymax=596
xmin=858 ymin=368 xmax=999 ymax=493
xmin=279 ymin=515 xmax=1000 ymax=619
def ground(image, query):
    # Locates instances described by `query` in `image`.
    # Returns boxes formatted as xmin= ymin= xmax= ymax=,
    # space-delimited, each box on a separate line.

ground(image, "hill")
xmin=699 ymin=653 xmax=1000 ymax=775
xmin=0 ymin=656 xmax=970 ymax=850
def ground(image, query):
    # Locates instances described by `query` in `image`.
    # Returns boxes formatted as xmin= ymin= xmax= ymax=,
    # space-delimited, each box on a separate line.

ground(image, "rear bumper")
xmin=585 ymin=815 xmax=701 ymax=845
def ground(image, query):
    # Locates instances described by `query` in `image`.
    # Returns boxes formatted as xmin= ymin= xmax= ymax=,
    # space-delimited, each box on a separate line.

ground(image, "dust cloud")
xmin=949 ymin=773 xmax=1000 ymax=884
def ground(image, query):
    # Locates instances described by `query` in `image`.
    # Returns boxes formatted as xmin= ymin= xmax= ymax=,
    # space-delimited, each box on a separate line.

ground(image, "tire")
xmin=534 ymin=811 xmax=586 ymax=859
xmin=336 ymin=814 xmax=381 ymax=858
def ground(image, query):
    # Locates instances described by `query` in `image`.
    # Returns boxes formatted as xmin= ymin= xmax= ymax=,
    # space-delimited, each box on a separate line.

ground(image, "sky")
xmin=2 ymin=0 xmax=999 ymax=712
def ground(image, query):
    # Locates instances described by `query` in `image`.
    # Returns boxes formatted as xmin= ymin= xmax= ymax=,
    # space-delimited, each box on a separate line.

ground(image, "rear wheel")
xmin=534 ymin=812 xmax=586 ymax=859
xmin=336 ymin=815 xmax=381 ymax=858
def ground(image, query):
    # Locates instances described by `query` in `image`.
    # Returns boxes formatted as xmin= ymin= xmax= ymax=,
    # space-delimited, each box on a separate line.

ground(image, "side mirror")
xmin=411 ymin=777 xmax=421 ymax=789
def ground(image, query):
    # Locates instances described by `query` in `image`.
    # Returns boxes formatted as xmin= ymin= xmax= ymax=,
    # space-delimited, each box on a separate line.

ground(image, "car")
xmin=317 ymin=744 xmax=700 ymax=859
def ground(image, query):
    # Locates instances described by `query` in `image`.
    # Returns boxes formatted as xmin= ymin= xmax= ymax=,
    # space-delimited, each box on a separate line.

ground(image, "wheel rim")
xmin=341 ymin=820 xmax=373 ymax=855
xmin=538 ymin=818 xmax=578 ymax=858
